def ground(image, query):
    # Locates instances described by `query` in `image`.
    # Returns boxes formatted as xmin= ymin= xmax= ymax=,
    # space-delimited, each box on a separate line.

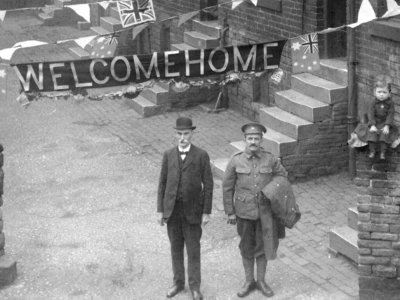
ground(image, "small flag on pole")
xmin=117 ymin=0 xmax=156 ymax=28
xmin=291 ymin=33 xmax=320 ymax=74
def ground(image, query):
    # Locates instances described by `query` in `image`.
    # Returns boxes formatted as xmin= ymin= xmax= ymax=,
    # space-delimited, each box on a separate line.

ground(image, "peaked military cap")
xmin=174 ymin=117 xmax=196 ymax=130
xmin=241 ymin=122 xmax=267 ymax=135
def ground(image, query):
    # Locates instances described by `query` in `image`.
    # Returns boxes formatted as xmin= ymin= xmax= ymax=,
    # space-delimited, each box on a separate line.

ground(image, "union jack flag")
xmin=117 ymin=0 xmax=156 ymax=28
xmin=299 ymin=33 xmax=319 ymax=54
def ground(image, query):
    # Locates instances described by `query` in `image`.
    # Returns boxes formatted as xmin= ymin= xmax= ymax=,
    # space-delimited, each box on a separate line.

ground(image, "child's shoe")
xmin=380 ymin=152 xmax=386 ymax=160
xmin=368 ymin=152 xmax=375 ymax=159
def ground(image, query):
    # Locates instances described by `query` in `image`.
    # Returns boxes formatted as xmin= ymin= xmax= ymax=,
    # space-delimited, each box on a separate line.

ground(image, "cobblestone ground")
xmin=0 ymin=96 xmax=360 ymax=299
xmin=76 ymin=98 xmax=361 ymax=299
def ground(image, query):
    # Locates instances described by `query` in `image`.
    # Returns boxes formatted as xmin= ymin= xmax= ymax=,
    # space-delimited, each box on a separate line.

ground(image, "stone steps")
xmin=90 ymin=26 xmax=110 ymax=35
xmin=124 ymin=95 xmax=163 ymax=118
xmin=328 ymin=206 xmax=358 ymax=263
xmin=192 ymin=20 xmax=221 ymax=38
xmin=275 ymin=89 xmax=331 ymax=123
xmin=140 ymin=83 xmax=169 ymax=105
xmin=291 ymin=73 xmax=347 ymax=105
xmin=100 ymin=16 xmax=122 ymax=32
xmin=312 ymin=59 xmax=348 ymax=86
xmin=184 ymin=31 xmax=219 ymax=49
xmin=259 ymin=106 xmax=317 ymax=140
xmin=328 ymin=226 xmax=358 ymax=263
xmin=171 ymin=43 xmax=196 ymax=52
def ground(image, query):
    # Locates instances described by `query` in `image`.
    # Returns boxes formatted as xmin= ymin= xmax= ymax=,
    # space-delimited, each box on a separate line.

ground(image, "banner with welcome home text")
xmin=12 ymin=40 xmax=286 ymax=93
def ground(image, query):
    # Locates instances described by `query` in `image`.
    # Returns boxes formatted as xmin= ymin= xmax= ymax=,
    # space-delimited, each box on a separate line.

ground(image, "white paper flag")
xmin=0 ymin=40 xmax=47 ymax=61
xmin=0 ymin=11 xmax=6 ymax=22
xmin=348 ymin=0 xmax=376 ymax=28
xmin=232 ymin=0 xmax=244 ymax=10
xmin=66 ymin=4 xmax=91 ymax=23
xmin=382 ymin=0 xmax=400 ymax=18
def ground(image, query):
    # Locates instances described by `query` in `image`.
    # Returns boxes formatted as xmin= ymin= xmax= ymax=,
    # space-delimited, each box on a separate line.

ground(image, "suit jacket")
xmin=157 ymin=144 xmax=213 ymax=224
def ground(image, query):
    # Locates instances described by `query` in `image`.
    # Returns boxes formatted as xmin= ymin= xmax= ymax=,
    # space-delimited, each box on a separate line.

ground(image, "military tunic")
xmin=222 ymin=147 xmax=287 ymax=259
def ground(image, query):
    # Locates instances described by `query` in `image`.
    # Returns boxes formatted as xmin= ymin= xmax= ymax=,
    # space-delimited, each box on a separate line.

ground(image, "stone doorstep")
xmin=184 ymin=31 xmax=220 ymax=49
xmin=192 ymin=20 xmax=221 ymax=39
xmin=348 ymin=207 xmax=358 ymax=231
xmin=312 ymin=59 xmax=348 ymax=86
xmin=100 ymin=16 xmax=122 ymax=33
xmin=171 ymin=43 xmax=196 ymax=52
xmin=38 ymin=12 xmax=52 ymax=22
xmin=259 ymin=106 xmax=317 ymax=141
xmin=140 ymin=84 xmax=169 ymax=105
xmin=328 ymin=225 xmax=359 ymax=263
xmin=291 ymin=73 xmax=347 ymax=105
xmin=77 ymin=21 xmax=91 ymax=31
xmin=110 ymin=6 xmax=120 ymax=20
xmin=124 ymin=95 xmax=163 ymax=118
xmin=275 ymin=89 xmax=331 ymax=123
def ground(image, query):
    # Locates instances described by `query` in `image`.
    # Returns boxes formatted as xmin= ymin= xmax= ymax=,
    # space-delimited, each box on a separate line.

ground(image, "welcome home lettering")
xmin=13 ymin=40 xmax=286 ymax=92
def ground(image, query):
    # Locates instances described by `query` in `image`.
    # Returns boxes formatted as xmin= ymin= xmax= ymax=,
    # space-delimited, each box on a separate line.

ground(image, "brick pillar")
xmin=356 ymin=148 xmax=400 ymax=299
xmin=0 ymin=144 xmax=17 ymax=286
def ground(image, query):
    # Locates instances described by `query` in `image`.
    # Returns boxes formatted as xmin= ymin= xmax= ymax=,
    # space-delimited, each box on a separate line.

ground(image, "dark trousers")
xmin=167 ymin=201 xmax=202 ymax=290
xmin=237 ymin=217 xmax=264 ymax=259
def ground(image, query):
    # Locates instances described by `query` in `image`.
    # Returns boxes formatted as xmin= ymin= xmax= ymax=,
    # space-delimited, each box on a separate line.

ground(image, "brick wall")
xmin=354 ymin=0 xmax=400 ymax=296
xmin=355 ymin=148 xmax=400 ymax=299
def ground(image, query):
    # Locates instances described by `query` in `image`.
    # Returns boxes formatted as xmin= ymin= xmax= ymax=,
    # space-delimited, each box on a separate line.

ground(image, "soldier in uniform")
xmin=223 ymin=123 xmax=288 ymax=298
xmin=157 ymin=117 xmax=213 ymax=300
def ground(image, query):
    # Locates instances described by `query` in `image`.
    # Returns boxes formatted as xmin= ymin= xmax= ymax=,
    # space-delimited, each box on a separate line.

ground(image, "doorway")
xmin=323 ymin=0 xmax=347 ymax=58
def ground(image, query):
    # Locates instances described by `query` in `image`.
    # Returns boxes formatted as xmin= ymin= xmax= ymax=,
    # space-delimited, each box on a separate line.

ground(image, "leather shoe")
xmin=380 ymin=152 xmax=386 ymax=160
xmin=191 ymin=289 xmax=203 ymax=300
xmin=237 ymin=280 xmax=257 ymax=297
xmin=166 ymin=284 xmax=184 ymax=298
xmin=257 ymin=281 xmax=274 ymax=297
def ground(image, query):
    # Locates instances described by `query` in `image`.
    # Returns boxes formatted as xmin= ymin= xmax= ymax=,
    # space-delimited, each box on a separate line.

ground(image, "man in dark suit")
xmin=157 ymin=117 xmax=213 ymax=300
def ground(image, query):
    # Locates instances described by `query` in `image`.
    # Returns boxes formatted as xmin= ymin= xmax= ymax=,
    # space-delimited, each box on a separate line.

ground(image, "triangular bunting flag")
xmin=66 ymin=4 xmax=91 ymax=23
xmin=232 ymin=0 xmax=244 ymax=10
xmin=382 ymin=0 xmax=400 ymax=18
xmin=74 ymin=36 xmax=96 ymax=49
xmin=117 ymin=0 xmax=156 ymax=28
xmin=178 ymin=11 xmax=199 ymax=27
xmin=99 ymin=1 xmax=111 ymax=10
xmin=132 ymin=23 xmax=149 ymax=39
xmin=348 ymin=0 xmax=376 ymax=28
xmin=0 ymin=40 xmax=47 ymax=61
xmin=291 ymin=33 xmax=320 ymax=74
xmin=250 ymin=0 xmax=258 ymax=6
xmin=0 ymin=10 xmax=6 ymax=22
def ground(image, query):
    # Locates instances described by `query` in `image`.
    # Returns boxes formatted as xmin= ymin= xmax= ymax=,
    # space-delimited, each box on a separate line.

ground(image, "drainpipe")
xmin=347 ymin=0 xmax=357 ymax=178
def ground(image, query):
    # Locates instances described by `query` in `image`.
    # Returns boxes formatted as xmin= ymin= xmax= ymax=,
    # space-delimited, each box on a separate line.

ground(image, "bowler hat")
xmin=174 ymin=117 xmax=196 ymax=130
xmin=241 ymin=122 xmax=267 ymax=135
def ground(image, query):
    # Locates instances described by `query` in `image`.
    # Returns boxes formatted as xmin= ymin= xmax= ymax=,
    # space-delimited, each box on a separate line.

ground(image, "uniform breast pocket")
xmin=260 ymin=166 xmax=273 ymax=180
xmin=236 ymin=167 xmax=251 ymax=176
